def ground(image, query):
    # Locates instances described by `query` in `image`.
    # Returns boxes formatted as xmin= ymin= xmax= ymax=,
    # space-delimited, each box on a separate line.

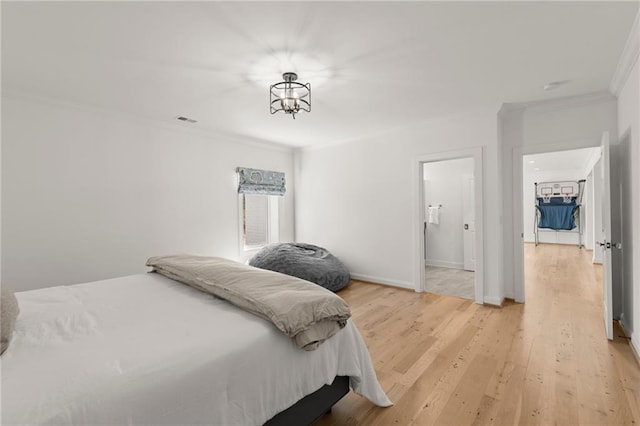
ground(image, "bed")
xmin=1 ymin=266 xmax=391 ymax=425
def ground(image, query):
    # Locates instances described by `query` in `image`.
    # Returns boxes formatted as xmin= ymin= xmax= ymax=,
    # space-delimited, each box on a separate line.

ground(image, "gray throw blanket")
xmin=146 ymin=255 xmax=351 ymax=350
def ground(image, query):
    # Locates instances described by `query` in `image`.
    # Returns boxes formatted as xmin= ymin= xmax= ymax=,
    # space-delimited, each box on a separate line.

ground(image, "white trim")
xmin=483 ymin=296 xmax=503 ymax=306
xmin=631 ymin=333 xmax=640 ymax=366
xmin=349 ymin=273 xmax=414 ymax=290
xmin=425 ymin=260 xmax=465 ymax=269
xmin=512 ymin=146 xmax=525 ymax=303
xmin=610 ymin=11 xmax=640 ymax=96
xmin=520 ymin=138 xmax=600 ymax=156
xmin=413 ymin=147 xmax=484 ymax=305
xmin=581 ymin=146 xmax=603 ymax=179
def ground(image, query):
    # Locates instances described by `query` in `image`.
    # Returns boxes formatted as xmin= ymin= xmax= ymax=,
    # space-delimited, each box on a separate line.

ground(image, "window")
xmin=236 ymin=167 xmax=285 ymax=254
xmin=241 ymin=194 xmax=278 ymax=250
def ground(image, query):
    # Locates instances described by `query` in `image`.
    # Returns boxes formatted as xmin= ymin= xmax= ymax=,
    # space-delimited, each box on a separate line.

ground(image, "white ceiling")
xmin=523 ymin=147 xmax=600 ymax=177
xmin=2 ymin=1 xmax=637 ymax=148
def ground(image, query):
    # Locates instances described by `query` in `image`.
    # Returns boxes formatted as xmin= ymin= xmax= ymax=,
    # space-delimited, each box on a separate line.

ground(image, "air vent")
xmin=176 ymin=115 xmax=197 ymax=123
xmin=543 ymin=80 xmax=570 ymax=91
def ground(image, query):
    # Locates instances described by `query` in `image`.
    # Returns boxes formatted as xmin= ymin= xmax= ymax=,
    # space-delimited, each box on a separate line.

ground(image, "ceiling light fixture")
xmin=270 ymin=72 xmax=310 ymax=119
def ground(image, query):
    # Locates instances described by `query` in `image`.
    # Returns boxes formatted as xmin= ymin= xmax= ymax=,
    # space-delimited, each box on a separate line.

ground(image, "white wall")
xmin=2 ymin=94 xmax=295 ymax=291
xmin=295 ymin=105 xmax=502 ymax=303
xmin=501 ymin=93 xmax=618 ymax=301
xmin=522 ymin=166 xmax=587 ymax=245
xmin=615 ymin=45 xmax=639 ymax=349
xmin=423 ymin=157 xmax=473 ymax=268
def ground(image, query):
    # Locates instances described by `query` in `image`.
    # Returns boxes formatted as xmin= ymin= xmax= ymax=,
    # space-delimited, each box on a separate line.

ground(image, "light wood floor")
xmin=317 ymin=243 xmax=640 ymax=425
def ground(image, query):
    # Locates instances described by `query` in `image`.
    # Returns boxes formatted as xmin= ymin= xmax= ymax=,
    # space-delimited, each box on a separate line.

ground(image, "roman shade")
xmin=237 ymin=167 xmax=286 ymax=196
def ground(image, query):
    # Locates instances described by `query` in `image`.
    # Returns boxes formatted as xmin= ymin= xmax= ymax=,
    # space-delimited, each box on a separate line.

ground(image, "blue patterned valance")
xmin=236 ymin=167 xmax=286 ymax=196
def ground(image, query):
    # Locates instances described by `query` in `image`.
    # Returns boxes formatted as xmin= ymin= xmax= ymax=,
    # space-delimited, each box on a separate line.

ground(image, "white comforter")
xmin=1 ymin=273 xmax=391 ymax=425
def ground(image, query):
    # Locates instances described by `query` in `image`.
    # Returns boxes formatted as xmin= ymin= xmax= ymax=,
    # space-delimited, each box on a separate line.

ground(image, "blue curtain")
xmin=537 ymin=197 xmax=577 ymax=230
xmin=236 ymin=167 xmax=286 ymax=196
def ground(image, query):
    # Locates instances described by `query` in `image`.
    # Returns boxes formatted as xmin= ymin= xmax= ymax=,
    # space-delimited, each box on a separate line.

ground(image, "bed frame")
xmin=264 ymin=376 xmax=350 ymax=425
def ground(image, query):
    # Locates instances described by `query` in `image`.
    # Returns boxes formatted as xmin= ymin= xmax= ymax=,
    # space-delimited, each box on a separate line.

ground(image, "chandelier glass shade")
xmin=270 ymin=72 xmax=310 ymax=119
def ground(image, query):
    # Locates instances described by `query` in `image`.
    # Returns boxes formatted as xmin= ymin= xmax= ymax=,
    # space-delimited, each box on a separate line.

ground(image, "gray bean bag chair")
xmin=249 ymin=243 xmax=350 ymax=292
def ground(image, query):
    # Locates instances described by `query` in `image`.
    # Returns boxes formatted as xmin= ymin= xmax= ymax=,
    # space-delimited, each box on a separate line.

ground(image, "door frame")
xmin=462 ymin=174 xmax=476 ymax=271
xmin=512 ymin=138 xmax=602 ymax=304
xmin=600 ymin=131 xmax=614 ymax=340
xmin=413 ymin=147 xmax=484 ymax=304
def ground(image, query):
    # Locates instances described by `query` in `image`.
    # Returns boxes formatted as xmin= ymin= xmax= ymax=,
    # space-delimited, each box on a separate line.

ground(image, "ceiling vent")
xmin=543 ymin=80 xmax=570 ymax=91
xmin=176 ymin=115 xmax=197 ymax=123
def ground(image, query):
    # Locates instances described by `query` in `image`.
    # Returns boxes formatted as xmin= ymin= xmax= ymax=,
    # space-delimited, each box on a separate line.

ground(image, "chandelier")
xmin=270 ymin=72 xmax=310 ymax=119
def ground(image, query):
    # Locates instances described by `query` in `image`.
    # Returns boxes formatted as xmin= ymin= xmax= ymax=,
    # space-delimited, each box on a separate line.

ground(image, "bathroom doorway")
xmin=414 ymin=147 xmax=483 ymax=304
xmin=423 ymin=157 xmax=475 ymax=299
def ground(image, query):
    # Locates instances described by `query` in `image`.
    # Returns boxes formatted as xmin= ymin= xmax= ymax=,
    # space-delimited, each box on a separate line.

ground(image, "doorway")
xmin=414 ymin=147 xmax=484 ymax=304
xmin=516 ymin=139 xmax=624 ymax=340
xmin=522 ymin=147 xmax=600 ymax=249
xmin=521 ymin=146 xmax=600 ymax=309
xmin=423 ymin=158 xmax=475 ymax=299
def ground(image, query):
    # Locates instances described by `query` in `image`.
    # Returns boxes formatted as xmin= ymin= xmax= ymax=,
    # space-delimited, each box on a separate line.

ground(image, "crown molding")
xmin=500 ymin=91 xmax=615 ymax=116
xmin=610 ymin=10 xmax=639 ymax=96
xmin=296 ymin=103 xmax=501 ymax=153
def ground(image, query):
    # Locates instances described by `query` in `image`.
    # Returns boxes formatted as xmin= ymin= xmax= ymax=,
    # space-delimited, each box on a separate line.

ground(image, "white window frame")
xmin=238 ymin=193 xmax=279 ymax=261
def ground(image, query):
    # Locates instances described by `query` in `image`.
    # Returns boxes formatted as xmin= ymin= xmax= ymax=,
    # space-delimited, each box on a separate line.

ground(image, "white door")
xmin=463 ymin=176 xmax=475 ymax=271
xmin=599 ymin=131 xmax=614 ymax=341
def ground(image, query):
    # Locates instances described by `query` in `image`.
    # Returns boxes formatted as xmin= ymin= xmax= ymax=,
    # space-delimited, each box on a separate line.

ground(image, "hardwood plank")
xmin=374 ymin=323 xmax=480 ymax=425
xmin=492 ymin=362 xmax=527 ymax=425
xmin=316 ymin=243 xmax=639 ymax=426
xmin=470 ymin=394 xmax=498 ymax=426
xmin=431 ymin=354 xmax=498 ymax=425
xmin=611 ymin=322 xmax=640 ymax=421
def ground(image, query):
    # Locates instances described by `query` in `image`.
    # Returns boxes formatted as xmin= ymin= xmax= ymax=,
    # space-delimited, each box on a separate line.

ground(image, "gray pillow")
xmin=1 ymin=286 xmax=20 ymax=355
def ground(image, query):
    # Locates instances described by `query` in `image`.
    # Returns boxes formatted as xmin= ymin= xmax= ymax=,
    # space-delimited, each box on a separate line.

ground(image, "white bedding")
xmin=1 ymin=273 xmax=391 ymax=425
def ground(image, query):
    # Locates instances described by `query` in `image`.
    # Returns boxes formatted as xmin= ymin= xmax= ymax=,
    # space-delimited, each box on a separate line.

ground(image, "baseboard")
xmin=531 ymin=241 xmax=583 ymax=247
xmin=631 ymin=337 xmax=640 ymax=367
xmin=425 ymin=260 xmax=464 ymax=269
xmin=593 ymin=250 xmax=603 ymax=264
xmin=616 ymin=321 xmax=640 ymax=367
xmin=349 ymin=273 xmax=415 ymax=290
xmin=483 ymin=296 xmax=503 ymax=307
xmin=619 ymin=314 xmax=632 ymax=336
